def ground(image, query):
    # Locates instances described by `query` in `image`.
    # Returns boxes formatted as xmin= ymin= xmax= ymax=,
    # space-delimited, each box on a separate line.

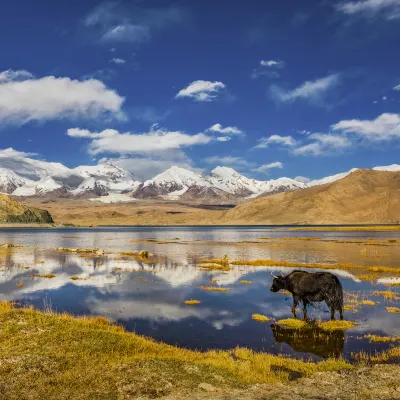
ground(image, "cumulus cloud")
xmin=175 ymin=80 xmax=226 ymax=101
xmin=0 ymin=69 xmax=33 ymax=82
xmin=393 ymin=84 xmax=400 ymax=91
xmin=85 ymin=2 xmax=186 ymax=44
xmin=293 ymin=133 xmax=352 ymax=156
xmin=67 ymin=125 xmax=213 ymax=155
xmin=207 ymin=123 xmax=243 ymax=135
xmin=251 ymin=60 xmax=285 ymax=79
xmin=332 ymin=113 xmax=400 ymax=141
xmin=109 ymin=57 xmax=126 ymax=64
xmin=270 ymin=73 xmax=340 ymax=103
xmin=0 ymin=70 xmax=124 ymax=124
xmin=254 ymin=135 xmax=296 ymax=148
xmin=216 ymin=136 xmax=231 ymax=142
xmin=252 ymin=162 xmax=283 ymax=174
xmin=295 ymin=176 xmax=311 ymax=183
xmin=105 ymin=151 xmax=197 ymax=181
xmin=336 ymin=0 xmax=400 ymax=20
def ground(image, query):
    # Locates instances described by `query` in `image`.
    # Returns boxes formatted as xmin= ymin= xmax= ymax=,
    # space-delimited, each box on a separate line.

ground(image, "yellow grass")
xmin=251 ymin=314 xmax=270 ymax=322
xmin=276 ymin=319 xmax=356 ymax=331
xmin=276 ymin=319 xmax=307 ymax=329
xmin=365 ymin=334 xmax=400 ymax=343
xmin=33 ymin=274 xmax=56 ymax=279
xmin=360 ymin=300 xmax=376 ymax=306
xmin=372 ymin=291 xmax=400 ymax=300
xmin=198 ymin=286 xmax=230 ymax=292
xmin=386 ymin=307 xmax=400 ymax=313
xmin=318 ymin=321 xmax=357 ymax=331
xmin=200 ymin=264 xmax=231 ymax=271
xmin=184 ymin=300 xmax=201 ymax=305
xmin=240 ymin=280 xmax=253 ymax=284
xmin=290 ymin=226 xmax=400 ymax=231
xmin=16 ymin=281 xmax=24 ymax=288
xmin=352 ymin=347 xmax=400 ymax=363
xmin=0 ymin=302 xmax=353 ymax=398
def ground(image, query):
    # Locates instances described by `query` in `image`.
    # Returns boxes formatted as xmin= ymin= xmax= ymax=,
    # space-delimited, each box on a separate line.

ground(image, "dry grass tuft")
xmin=251 ymin=314 xmax=270 ymax=322
xmin=198 ymin=286 xmax=230 ymax=292
xmin=33 ymin=274 xmax=56 ymax=279
xmin=276 ymin=319 xmax=307 ymax=329
xmin=364 ymin=334 xmax=400 ymax=343
xmin=184 ymin=300 xmax=201 ymax=305
xmin=240 ymin=280 xmax=253 ymax=285
xmin=318 ymin=320 xmax=356 ymax=331
xmin=352 ymin=347 xmax=400 ymax=363
xmin=372 ymin=291 xmax=400 ymax=300
xmin=16 ymin=281 xmax=24 ymax=288
xmin=200 ymin=264 xmax=231 ymax=271
xmin=360 ymin=300 xmax=376 ymax=306
xmin=386 ymin=307 xmax=400 ymax=313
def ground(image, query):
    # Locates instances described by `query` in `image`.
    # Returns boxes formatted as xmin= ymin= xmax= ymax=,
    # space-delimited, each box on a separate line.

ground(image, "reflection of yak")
xmin=271 ymin=324 xmax=344 ymax=359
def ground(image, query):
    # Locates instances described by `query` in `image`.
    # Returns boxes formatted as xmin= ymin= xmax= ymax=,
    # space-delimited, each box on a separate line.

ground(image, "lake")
xmin=0 ymin=226 xmax=399 ymax=362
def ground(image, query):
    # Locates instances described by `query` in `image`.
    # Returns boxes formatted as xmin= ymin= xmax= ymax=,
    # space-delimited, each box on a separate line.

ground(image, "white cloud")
xmin=0 ymin=147 xmax=36 ymax=158
xmin=204 ymin=156 xmax=254 ymax=168
xmin=293 ymin=133 xmax=352 ymax=156
xmin=208 ymin=123 xmax=243 ymax=135
xmin=216 ymin=136 xmax=231 ymax=142
xmin=255 ymin=135 xmax=297 ymax=148
xmin=85 ymin=3 xmax=186 ymax=44
xmin=0 ymin=69 xmax=33 ymax=82
xmin=104 ymin=150 xmax=200 ymax=181
xmin=252 ymin=162 xmax=283 ymax=174
xmin=175 ymin=80 xmax=226 ymax=102
xmin=336 ymin=0 xmax=400 ymax=19
xmin=260 ymin=60 xmax=285 ymax=68
xmin=295 ymin=176 xmax=311 ymax=183
xmin=332 ymin=113 xmax=400 ymax=141
xmin=0 ymin=70 xmax=124 ymax=124
xmin=110 ymin=57 xmax=126 ymax=65
xmin=394 ymin=84 xmax=400 ymax=91
xmin=270 ymin=73 xmax=340 ymax=103
xmin=68 ymin=125 xmax=213 ymax=155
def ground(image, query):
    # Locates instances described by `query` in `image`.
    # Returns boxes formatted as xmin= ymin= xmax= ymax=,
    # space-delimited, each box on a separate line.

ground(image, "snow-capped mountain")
xmin=133 ymin=166 xmax=210 ymax=199
xmin=13 ymin=176 xmax=67 ymax=197
xmin=205 ymin=166 xmax=306 ymax=197
xmin=307 ymin=168 xmax=358 ymax=187
xmin=0 ymin=168 xmax=32 ymax=194
xmin=70 ymin=177 xmax=110 ymax=198
xmin=0 ymin=154 xmax=398 ymax=203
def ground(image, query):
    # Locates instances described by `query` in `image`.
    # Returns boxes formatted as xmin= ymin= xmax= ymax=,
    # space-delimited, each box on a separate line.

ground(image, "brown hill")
xmin=0 ymin=194 xmax=53 ymax=223
xmin=221 ymin=169 xmax=400 ymax=225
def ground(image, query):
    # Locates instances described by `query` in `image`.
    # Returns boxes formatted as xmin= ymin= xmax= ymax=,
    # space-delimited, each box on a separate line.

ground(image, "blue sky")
xmin=0 ymin=0 xmax=399 ymax=181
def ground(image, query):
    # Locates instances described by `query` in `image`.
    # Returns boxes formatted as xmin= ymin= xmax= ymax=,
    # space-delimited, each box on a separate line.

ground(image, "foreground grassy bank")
xmin=0 ymin=302 xmax=355 ymax=399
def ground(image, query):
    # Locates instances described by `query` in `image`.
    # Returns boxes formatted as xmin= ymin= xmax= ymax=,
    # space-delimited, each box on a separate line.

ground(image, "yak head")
xmin=270 ymin=272 xmax=286 ymax=292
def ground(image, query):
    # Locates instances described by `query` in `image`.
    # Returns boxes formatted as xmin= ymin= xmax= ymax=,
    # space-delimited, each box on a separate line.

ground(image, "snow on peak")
xmin=373 ymin=164 xmax=400 ymax=172
xmin=0 ymin=167 xmax=31 ymax=193
xmin=73 ymin=162 xmax=134 ymax=183
xmin=308 ymin=168 xmax=358 ymax=187
xmin=35 ymin=176 xmax=62 ymax=195
xmin=144 ymin=166 xmax=207 ymax=188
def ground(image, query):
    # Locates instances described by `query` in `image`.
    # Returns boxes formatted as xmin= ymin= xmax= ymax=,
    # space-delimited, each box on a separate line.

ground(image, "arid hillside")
xmin=220 ymin=170 xmax=400 ymax=225
xmin=0 ymin=194 xmax=53 ymax=223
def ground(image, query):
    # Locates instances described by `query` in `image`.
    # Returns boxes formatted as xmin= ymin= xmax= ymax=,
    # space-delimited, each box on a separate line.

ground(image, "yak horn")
xmin=271 ymin=271 xmax=279 ymax=279
xmin=280 ymin=270 xmax=284 ymax=277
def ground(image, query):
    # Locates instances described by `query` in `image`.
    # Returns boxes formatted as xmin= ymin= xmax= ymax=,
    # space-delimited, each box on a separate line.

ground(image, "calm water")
xmin=0 ymin=226 xmax=399 ymax=361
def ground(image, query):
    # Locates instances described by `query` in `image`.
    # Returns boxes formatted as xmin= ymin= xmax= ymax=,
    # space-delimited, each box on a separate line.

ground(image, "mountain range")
xmin=0 ymin=151 xmax=399 ymax=203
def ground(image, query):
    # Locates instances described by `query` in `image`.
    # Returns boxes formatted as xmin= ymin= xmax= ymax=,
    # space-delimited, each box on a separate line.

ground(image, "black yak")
xmin=270 ymin=270 xmax=343 ymax=321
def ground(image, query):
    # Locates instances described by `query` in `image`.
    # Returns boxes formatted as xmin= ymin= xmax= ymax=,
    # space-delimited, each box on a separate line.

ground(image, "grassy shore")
xmin=0 ymin=302 xmax=358 ymax=399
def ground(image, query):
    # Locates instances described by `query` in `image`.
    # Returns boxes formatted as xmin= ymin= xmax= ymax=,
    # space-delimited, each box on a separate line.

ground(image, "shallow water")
xmin=0 ymin=227 xmax=399 ymax=361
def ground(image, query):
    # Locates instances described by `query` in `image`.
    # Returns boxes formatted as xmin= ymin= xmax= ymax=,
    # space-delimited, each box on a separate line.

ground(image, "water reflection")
xmin=271 ymin=324 xmax=344 ymax=359
xmin=0 ymin=227 xmax=399 ymax=360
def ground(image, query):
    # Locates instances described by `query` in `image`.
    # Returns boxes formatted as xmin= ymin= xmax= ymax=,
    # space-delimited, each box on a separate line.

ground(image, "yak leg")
xmin=291 ymin=296 xmax=299 ymax=319
xmin=302 ymin=300 xmax=308 ymax=321
xmin=339 ymin=307 xmax=344 ymax=321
